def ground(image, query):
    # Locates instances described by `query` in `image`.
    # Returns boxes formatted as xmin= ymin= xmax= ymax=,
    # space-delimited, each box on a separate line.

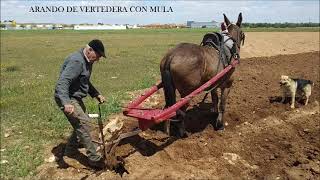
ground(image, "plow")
xmin=94 ymin=58 xmax=240 ymax=170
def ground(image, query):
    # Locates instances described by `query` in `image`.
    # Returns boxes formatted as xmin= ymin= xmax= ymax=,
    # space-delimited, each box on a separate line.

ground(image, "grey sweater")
xmin=54 ymin=48 xmax=100 ymax=108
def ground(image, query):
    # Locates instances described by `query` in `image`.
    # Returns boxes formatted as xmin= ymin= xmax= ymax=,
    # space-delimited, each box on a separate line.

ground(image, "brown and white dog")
xmin=280 ymin=75 xmax=314 ymax=109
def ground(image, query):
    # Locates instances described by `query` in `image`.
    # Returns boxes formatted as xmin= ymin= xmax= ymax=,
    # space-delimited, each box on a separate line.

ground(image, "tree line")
xmin=242 ymin=22 xmax=319 ymax=28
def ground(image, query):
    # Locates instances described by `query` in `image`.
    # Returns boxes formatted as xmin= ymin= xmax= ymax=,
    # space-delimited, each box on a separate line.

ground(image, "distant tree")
xmin=242 ymin=22 xmax=319 ymax=28
xmin=63 ymin=24 xmax=72 ymax=28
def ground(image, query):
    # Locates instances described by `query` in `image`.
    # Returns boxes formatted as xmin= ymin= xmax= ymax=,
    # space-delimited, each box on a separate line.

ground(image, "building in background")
xmin=74 ymin=24 xmax=127 ymax=30
xmin=187 ymin=20 xmax=219 ymax=28
xmin=1 ymin=20 xmax=16 ymax=30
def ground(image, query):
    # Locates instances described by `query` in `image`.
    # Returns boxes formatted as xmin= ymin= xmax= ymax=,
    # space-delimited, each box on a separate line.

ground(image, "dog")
xmin=279 ymin=75 xmax=314 ymax=109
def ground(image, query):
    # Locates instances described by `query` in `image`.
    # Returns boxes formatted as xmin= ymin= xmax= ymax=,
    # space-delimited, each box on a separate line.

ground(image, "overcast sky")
xmin=1 ymin=1 xmax=319 ymax=24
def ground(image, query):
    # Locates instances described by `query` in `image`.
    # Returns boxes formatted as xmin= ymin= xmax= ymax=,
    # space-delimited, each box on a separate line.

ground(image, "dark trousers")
xmin=59 ymin=98 xmax=101 ymax=162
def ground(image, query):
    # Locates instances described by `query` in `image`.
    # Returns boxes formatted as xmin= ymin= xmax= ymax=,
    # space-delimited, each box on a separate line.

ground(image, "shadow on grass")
xmin=51 ymin=143 xmax=90 ymax=169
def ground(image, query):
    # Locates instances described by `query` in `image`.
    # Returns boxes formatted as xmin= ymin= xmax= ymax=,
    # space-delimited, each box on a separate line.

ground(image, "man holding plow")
xmin=54 ymin=39 xmax=106 ymax=169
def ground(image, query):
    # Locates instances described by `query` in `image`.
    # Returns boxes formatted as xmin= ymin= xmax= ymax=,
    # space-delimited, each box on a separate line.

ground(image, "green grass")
xmin=0 ymin=27 xmax=319 ymax=179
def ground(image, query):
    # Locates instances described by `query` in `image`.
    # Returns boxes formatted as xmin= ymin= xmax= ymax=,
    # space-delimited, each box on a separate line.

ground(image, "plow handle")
xmin=98 ymin=103 xmax=107 ymax=160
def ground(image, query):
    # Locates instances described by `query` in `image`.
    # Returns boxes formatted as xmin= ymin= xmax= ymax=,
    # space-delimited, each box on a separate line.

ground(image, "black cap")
xmin=88 ymin=39 xmax=106 ymax=58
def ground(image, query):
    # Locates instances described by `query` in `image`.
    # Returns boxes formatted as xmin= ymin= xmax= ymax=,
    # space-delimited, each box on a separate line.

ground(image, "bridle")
xmin=225 ymin=23 xmax=245 ymax=49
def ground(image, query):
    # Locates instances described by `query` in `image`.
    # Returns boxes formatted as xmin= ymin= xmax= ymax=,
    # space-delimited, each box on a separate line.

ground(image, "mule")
xmin=160 ymin=13 xmax=245 ymax=136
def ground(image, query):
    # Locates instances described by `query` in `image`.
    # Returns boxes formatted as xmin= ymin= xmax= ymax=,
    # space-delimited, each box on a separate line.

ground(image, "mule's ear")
xmin=223 ymin=14 xmax=231 ymax=26
xmin=236 ymin=12 xmax=243 ymax=27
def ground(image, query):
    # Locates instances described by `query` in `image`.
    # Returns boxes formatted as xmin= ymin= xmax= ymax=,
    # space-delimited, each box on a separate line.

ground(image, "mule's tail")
xmin=161 ymin=60 xmax=176 ymax=108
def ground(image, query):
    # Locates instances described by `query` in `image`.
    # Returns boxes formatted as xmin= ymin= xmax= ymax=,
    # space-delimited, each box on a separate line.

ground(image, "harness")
xmin=200 ymin=32 xmax=238 ymax=68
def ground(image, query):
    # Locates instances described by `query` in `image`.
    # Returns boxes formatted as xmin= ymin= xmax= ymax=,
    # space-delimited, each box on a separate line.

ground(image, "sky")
xmin=1 ymin=0 xmax=319 ymax=24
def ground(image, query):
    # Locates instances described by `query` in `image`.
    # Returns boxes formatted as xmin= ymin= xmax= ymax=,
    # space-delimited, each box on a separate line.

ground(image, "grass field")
xmin=0 ymin=27 xmax=319 ymax=179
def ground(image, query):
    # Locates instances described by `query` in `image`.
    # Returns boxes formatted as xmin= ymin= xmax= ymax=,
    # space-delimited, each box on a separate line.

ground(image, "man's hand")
xmin=64 ymin=104 xmax=74 ymax=114
xmin=96 ymin=95 xmax=106 ymax=104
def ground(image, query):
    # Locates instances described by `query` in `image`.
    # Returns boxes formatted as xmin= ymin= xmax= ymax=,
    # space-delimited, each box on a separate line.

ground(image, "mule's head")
xmin=223 ymin=13 xmax=245 ymax=50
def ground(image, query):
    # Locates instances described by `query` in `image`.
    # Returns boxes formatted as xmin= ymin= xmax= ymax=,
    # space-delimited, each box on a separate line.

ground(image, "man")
xmin=54 ymin=39 xmax=106 ymax=169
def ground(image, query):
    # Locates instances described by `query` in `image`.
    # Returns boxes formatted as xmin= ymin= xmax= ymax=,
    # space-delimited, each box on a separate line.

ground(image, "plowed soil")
xmin=36 ymin=33 xmax=320 ymax=180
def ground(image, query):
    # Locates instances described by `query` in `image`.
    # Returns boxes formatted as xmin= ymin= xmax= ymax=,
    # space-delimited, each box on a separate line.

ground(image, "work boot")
xmin=88 ymin=158 xmax=105 ymax=170
xmin=64 ymin=145 xmax=80 ymax=158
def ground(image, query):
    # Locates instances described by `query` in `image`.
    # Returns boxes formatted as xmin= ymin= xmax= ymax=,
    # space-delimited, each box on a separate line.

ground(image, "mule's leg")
xmin=211 ymin=90 xmax=222 ymax=130
xmin=215 ymin=87 xmax=231 ymax=130
xmin=162 ymin=78 xmax=176 ymax=135
xmin=167 ymin=95 xmax=188 ymax=137
xmin=176 ymin=108 xmax=187 ymax=137
xmin=171 ymin=105 xmax=187 ymax=138
xmin=165 ymin=107 xmax=187 ymax=137
xmin=164 ymin=120 xmax=171 ymax=136
xmin=211 ymin=90 xmax=218 ymax=113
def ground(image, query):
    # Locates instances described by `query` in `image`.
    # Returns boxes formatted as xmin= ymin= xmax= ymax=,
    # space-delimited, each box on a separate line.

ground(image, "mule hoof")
xmin=170 ymin=121 xmax=187 ymax=138
xmin=214 ymin=121 xmax=224 ymax=131
xmin=175 ymin=131 xmax=187 ymax=138
xmin=170 ymin=129 xmax=186 ymax=138
xmin=214 ymin=125 xmax=224 ymax=131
